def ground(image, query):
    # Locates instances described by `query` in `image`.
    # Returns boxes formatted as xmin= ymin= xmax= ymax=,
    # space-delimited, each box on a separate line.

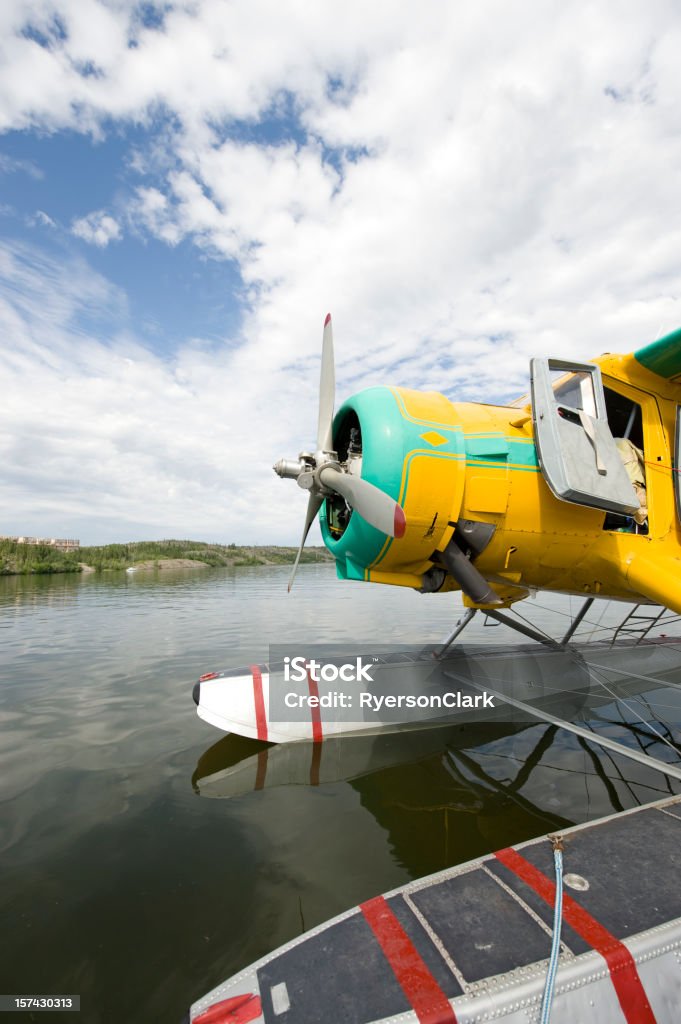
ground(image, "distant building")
xmin=1 ymin=536 xmax=80 ymax=552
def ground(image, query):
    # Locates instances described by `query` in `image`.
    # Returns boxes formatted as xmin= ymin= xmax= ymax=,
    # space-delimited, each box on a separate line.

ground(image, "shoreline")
xmin=1 ymin=544 xmax=333 ymax=577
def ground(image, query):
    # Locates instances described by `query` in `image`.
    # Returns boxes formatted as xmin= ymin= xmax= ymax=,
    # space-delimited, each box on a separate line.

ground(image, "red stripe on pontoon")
xmin=306 ymin=666 xmax=323 ymax=744
xmin=495 ymin=847 xmax=657 ymax=1024
xmin=360 ymin=896 xmax=457 ymax=1024
xmin=193 ymin=992 xmax=262 ymax=1023
xmin=250 ymin=665 xmax=268 ymax=742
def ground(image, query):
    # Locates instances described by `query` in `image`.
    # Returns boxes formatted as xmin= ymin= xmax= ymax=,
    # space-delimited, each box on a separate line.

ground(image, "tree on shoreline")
xmin=0 ymin=539 xmax=331 ymax=575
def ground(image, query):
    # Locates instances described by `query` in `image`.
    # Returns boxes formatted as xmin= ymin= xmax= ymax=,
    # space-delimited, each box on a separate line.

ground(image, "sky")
xmin=1 ymin=1 xmax=680 ymax=546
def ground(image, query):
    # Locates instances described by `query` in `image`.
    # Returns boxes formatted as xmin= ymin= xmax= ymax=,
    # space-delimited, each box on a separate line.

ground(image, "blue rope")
xmin=540 ymin=843 xmax=564 ymax=1024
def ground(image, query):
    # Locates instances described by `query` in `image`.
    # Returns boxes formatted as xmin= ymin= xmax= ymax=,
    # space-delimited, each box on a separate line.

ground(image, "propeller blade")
xmin=319 ymin=467 xmax=406 ymax=539
xmin=316 ymin=313 xmax=335 ymax=452
xmin=288 ymin=492 xmax=324 ymax=593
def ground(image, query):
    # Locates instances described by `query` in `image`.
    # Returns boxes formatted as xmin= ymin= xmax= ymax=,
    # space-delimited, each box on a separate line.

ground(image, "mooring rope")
xmin=540 ymin=836 xmax=564 ymax=1024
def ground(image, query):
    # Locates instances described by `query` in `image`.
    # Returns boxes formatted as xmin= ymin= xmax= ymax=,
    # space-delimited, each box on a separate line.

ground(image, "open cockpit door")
xmin=530 ymin=358 xmax=640 ymax=515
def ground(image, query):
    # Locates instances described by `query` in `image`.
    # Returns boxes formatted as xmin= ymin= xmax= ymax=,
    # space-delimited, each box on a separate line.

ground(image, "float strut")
xmin=436 ymin=608 xmax=477 ymax=659
xmin=560 ymin=597 xmax=595 ymax=646
xmin=484 ymin=609 xmax=560 ymax=648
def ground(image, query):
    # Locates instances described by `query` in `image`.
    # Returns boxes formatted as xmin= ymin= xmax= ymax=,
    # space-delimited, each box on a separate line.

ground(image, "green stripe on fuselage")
xmin=464 ymin=436 xmax=538 ymax=471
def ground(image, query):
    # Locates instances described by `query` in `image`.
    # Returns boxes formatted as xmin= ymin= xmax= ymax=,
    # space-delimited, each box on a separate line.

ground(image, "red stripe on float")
xmin=250 ymin=665 xmax=268 ymax=742
xmin=494 ymin=847 xmax=657 ymax=1024
xmin=306 ymin=665 xmax=323 ymax=744
xmin=193 ymin=992 xmax=262 ymax=1023
xmin=360 ymin=896 xmax=457 ymax=1024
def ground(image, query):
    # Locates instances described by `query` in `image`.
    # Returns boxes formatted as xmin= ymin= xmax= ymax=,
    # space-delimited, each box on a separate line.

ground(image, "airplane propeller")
xmin=274 ymin=313 xmax=406 ymax=592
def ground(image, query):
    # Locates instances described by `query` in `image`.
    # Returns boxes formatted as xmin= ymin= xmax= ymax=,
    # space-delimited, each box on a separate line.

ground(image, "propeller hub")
xmin=273 ymin=458 xmax=304 ymax=480
xmin=274 ymin=452 xmax=340 ymax=493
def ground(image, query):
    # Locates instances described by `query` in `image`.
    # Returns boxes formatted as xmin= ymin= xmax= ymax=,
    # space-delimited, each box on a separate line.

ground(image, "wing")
xmin=633 ymin=326 xmax=681 ymax=382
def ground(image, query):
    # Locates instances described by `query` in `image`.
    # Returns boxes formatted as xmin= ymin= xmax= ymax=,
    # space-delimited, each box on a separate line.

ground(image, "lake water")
xmin=1 ymin=565 xmax=681 ymax=1023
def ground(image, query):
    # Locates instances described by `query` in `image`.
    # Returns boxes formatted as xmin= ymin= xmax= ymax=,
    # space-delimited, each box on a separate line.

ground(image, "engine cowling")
xmin=320 ymin=385 xmax=467 ymax=588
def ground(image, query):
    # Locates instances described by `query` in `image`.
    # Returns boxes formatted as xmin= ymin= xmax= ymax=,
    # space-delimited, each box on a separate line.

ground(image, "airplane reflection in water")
xmin=192 ymin=640 xmax=681 ymax=872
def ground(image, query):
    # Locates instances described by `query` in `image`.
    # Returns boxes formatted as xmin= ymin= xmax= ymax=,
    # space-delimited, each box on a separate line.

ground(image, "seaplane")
xmin=273 ymin=314 xmax=681 ymax=613
xmin=188 ymin=319 xmax=681 ymax=1024
xmin=193 ymin=317 xmax=681 ymax=745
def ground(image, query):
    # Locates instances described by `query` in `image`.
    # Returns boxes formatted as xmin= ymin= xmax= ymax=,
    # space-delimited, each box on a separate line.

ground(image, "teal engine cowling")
xmin=320 ymin=386 xmax=467 ymax=588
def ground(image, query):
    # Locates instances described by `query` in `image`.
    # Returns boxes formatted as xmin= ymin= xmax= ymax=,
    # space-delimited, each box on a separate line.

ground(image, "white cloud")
xmin=0 ymin=152 xmax=43 ymax=178
xmin=71 ymin=210 xmax=122 ymax=246
xmin=29 ymin=209 xmax=56 ymax=228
